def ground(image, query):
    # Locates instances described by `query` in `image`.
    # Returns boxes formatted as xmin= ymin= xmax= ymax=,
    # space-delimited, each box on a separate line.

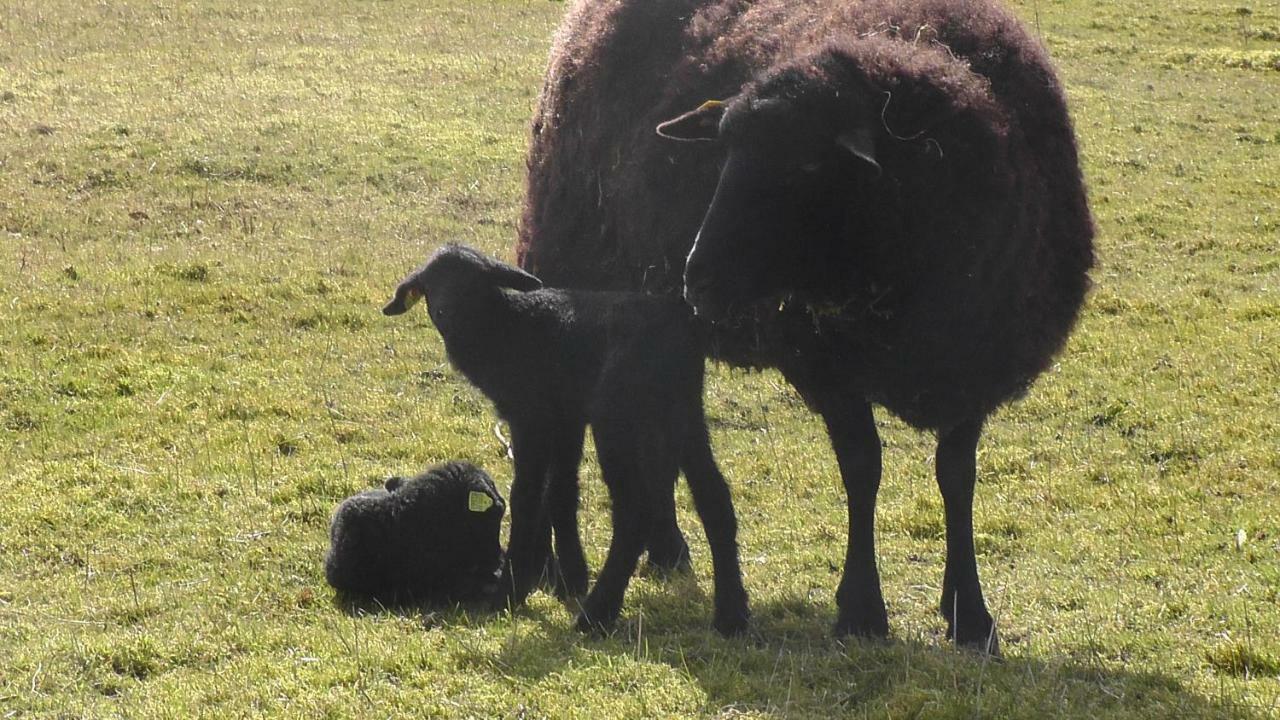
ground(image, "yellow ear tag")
xmin=697 ymin=99 xmax=724 ymax=112
xmin=468 ymin=491 xmax=494 ymax=513
xmin=403 ymin=287 xmax=423 ymax=310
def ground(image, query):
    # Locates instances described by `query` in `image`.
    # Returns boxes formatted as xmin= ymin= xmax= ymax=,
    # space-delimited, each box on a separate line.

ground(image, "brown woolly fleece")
xmin=517 ymin=0 xmax=1093 ymax=430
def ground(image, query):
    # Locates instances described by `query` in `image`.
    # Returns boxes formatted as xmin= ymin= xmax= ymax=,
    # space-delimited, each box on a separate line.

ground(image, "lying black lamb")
xmin=324 ymin=461 xmax=506 ymax=605
xmin=383 ymin=244 xmax=749 ymax=635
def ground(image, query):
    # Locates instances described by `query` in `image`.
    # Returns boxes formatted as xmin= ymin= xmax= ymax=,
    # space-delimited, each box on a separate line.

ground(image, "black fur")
xmin=324 ymin=461 xmax=505 ymax=605
xmin=384 ymin=244 xmax=750 ymax=635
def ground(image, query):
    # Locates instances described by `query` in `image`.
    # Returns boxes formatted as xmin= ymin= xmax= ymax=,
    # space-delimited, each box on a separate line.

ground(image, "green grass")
xmin=1 ymin=0 xmax=1277 ymax=717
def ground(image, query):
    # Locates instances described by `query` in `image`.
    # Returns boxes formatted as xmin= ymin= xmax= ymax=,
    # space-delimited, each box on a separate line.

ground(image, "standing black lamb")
xmin=517 ymin=0 xmax=1095 ymax=653
xmin=324 ymin=461 xmax=506 ymax=605
xmin=383 ymin=244 xmax=750 ymax=635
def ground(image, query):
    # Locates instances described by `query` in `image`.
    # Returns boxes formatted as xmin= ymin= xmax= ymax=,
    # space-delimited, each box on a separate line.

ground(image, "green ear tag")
xmin=468 ymin=491 xmax=494 ymax=513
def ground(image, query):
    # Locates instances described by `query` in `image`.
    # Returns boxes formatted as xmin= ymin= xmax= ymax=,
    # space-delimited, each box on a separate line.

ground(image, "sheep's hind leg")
xmin=936 ymin=417 xmax=1000 ymax=655
xmin=575 ymin=429 xmax=649 ymax=633
xmin=817 ymin=397 xmax=889 ymax=640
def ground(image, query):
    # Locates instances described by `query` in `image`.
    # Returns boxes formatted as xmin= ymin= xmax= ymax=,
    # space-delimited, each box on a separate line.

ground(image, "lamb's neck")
xmin=436 ymin=292 xmax=522 ymax=379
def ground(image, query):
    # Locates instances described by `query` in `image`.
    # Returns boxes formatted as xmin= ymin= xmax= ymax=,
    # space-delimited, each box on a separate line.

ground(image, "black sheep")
xmin=383 ymin=244 xmax=750 ymax=635
xmin=324 ymin=461 xmax=506 ymax=605
xmin=517 ymin=0 xmax=1095 ymax=653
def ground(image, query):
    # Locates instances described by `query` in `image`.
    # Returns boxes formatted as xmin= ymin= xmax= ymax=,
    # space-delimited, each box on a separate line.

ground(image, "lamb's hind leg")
xmin=936 ymin=417 xmax=1000 ymax=655
xmin=575 ymin=426 xmax=650 ymax=633
xmin=681 ymin=424 xmax=750 ymax=636
xmin=644 ymin=446 xmax=691 ymax=574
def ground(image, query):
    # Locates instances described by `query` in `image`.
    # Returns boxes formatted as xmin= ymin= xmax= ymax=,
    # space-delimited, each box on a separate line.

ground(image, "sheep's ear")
xmin=382 ymin=281 xmax=423 ymax=316
xmin=483 ymin=262 xmax=543 ymax=292
xmin=656 ymin=99 xmax=725 ymax=142
xmin=836 ymin=127 xmax=881 ymax=178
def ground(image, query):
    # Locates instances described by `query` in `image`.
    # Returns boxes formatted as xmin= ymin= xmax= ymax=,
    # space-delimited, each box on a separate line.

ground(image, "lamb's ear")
xmin=482 ymin=261 xmax=543 ymax=292
xmin=836 ymin=127 xmax=882 ymax=178
xmin=656 ymin=99 xmax=726 ymax=142
xmin=383 ymin=277 xmax=424 ymax=316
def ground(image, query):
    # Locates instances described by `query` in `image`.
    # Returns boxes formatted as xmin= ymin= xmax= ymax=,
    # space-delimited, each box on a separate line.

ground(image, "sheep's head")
xmin=657 ymin=55 xmax=882 ymax=321
xmin=383 ymin=244 xmax=543 ymax=324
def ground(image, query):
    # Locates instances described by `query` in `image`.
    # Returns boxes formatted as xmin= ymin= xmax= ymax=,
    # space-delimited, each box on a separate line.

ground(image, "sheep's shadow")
xmin=330 ymin=592 xmax=486 ymax=622
xmin=342 ymin=577 xmax=1265 ymax=719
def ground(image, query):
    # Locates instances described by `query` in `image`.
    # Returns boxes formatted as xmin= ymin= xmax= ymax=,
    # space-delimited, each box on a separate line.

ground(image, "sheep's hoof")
xmin=833 ymin=590 xmax=889 ymax=640
xmin=949 ymin=621 xmax=1002 ymax=658
xmin=833 ymin=612 xmax=890 ymax=641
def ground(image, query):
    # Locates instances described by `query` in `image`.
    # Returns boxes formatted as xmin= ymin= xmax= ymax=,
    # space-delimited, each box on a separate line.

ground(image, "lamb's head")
xmin=658 ymin=52 xmax=883 ymax=321
xmin=383 ymin=244 xmax=543 ymax=329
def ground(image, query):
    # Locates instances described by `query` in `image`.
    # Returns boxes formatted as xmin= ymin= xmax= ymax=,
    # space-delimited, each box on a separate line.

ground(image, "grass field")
xmin=1 ymin=0 xmax=1277 ymax=717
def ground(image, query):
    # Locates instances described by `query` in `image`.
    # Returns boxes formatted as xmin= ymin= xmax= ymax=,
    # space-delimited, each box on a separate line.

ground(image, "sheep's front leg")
xmin=936 ymin=417 xmax=1000 ymax=655
xmin=575 ymin=429 xmax=649 ymax=633
xmin=817 ymin=397 xmax=889 ymax=640
xmin=492 ymin=422 xmax=553 ymax=612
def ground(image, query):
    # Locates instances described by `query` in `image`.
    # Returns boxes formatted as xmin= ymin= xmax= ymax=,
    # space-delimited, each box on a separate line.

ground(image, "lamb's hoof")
xmin=484 ymin=583 xmax=523 ymax=615
xmin=553 ymin=577 xmax=588 ymax=603
xmin=485 ymin=593 xmax=513 ymax=615
xmin=557 ymin=564 xmax=590 ymax=601
xmin=645 ymin=544 xmax=692 ymax=577
xmin=538 ymin=559 xmax=572 ymax=601
xmin=574 ymin=609 xmax=618 ymax=636
xmin=712 ymin=607 xmax=751 ymax=637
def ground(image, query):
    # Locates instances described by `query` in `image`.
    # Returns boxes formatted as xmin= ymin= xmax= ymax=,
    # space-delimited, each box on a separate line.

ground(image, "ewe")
xmin=518 ymin=0 xmax=1095 ymax=653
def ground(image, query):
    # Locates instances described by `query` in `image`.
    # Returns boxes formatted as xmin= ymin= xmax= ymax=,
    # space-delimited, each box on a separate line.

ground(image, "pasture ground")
xmin=1 ymin=0 xmax=1277 ymax=717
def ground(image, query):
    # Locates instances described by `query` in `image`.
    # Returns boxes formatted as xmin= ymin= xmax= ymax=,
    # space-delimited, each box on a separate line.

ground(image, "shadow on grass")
xmin=330 ymin=577 xmax=1267 ymax=719
xmin=330 ymin=590 xmax=496 ymax=625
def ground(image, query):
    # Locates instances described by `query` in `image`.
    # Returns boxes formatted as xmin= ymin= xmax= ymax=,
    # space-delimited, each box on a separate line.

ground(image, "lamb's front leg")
xmin=545 ymin=421 xmax=589 ymax=599
xmin=491 ymin=421 xmax=553 ymax=612
xmin=575 ymin=430 xmax=649 ymax=633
